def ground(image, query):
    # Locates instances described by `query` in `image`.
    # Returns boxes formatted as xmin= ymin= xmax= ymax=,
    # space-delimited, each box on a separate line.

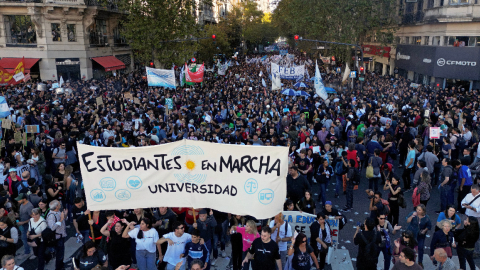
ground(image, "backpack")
xmin=15 ymin=181 xmax=29 ymax=195
xmin=335 ymin=160 xmax=345 ymax=175
xmin=381 ymin=199 xmax=390 ymax=216
xmin=360 ymin=230 xmax=379 ymax=261
xmin=42 ymin=213 xmax=59 ymax=247
xmin=455 ymin=135 xmax=467 ymax=150
xmin=412 ymin=187 xmax=421 ymax=207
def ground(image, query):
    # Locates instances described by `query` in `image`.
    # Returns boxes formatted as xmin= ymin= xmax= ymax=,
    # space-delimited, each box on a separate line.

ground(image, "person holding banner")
xmin=123 ymin=217 xmax=159 ymax=270
xmin=269 ymin=213 xmax=293 ymax=269
xmin=288 ymin=232 xmax=320 ymax=270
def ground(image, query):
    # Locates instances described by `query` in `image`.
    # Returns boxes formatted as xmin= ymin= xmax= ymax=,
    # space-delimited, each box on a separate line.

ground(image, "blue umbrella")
xmin=281 ymin=89 xmax=296 ymax=96
xmin=325 ymin=87 xmax=336 ymax=93
xmin=294 ymin=82 xmax=308 ymax=88
xmin=295 ymin=90 xmax=310 ymax=97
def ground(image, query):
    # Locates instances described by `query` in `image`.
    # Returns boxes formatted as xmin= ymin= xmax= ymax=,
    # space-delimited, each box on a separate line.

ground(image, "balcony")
xmin=89 ymin=32 xmax=108 ymax=47
xmin=424 ymin=4 xmax=479 ymax=22
xmin=0 ymin=0 xmax=42 ymax=2
xmin=86 ymin=0 xmax=119 ymax=11
xmin=401 ymin=11 xmax=425 ymax=25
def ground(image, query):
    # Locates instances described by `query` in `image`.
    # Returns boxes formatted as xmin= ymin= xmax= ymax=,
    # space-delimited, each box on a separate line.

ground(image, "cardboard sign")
xmin=25 ymin=125 xmax=40 ymax=133
xmin=14 ymin=132 xmax=22 ymax=143
xmin=205 ymin=114 xmax=212 ymax=123
xmin=124 ymin=93 xmax=133 ymax=100
xmin=424 ymin=109 xmax=430 ymax=118
xmin=134 ymin=98 xmax=141 ymax=105
xmin=1 ymin=119 xmax=11 ymax=129
xmin=429 ymin=127 xmax=440 ymax=139
xmin=96 ymin=97 xmax=103 ymax=106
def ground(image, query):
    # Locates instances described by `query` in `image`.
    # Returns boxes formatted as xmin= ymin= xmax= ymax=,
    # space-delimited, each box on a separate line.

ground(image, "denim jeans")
xmin=20 ymin=223 xmax=31 ymax=254
xmin=335 ymin=175 xmax=343 ymax=195
xmin=318 ymin=182 xmax=327 ymax=206
xmin=241 ymin=251 xmax=251 ymax=270
xmin=166 ymin=262 xmax=185 ymax=270
xmin=204 ymin=239 xmax=212 ymax=270
xmin=368 ymin=177 xmax=379 ymax=192
xmin=346 ymin=185 xmax=354 ymax=209
xmin=457 ymin=246 xmax=475 ymax=270
xmin=276 ymin=250 xmax=287 ymax=270
xmin=136 ymin=250 xmax=157 ymax=270
xmin=54 ymin=237 xmax=65 ymax=270
xmin=440 ymin=185 xmax=452 ymax=211
xmin=80 ymin=229 xmax=91 ymax=244
xmin=417 ymin=236 xmax=426 ymax=263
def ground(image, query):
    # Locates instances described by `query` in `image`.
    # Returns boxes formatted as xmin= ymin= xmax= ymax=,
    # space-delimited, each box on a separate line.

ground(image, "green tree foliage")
xmin=272 ymin=0 xmax=397 ymax=61
xmin=119 ymin=0 xmax=212 ymax=67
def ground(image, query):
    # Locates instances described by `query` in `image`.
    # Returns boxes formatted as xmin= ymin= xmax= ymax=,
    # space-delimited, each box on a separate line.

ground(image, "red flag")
xmin=185 ymin=63 xmax=204 ymax=83
xmin=0 ymin=66 xmax=13 ymax=86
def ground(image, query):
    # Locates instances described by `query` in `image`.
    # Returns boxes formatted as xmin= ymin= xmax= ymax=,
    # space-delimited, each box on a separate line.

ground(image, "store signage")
xmin=363 ymin=45 xmax=391 ymax=58
xmin=56 ymin=59 xmax=80 ymax=65
xmin=423 ymin=58 xmax=432 ymax=63
xmin=436 ymin=58 xmax=476 ymax=67
xmin=396 ymin=52 xmax=410 ymax=60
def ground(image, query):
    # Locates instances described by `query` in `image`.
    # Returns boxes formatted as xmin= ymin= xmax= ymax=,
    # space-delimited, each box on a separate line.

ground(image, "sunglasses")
xmin=378 ymin=218 xmax=385 ymax=220
xmin=402 ymin=233 xmax=409 ymax=238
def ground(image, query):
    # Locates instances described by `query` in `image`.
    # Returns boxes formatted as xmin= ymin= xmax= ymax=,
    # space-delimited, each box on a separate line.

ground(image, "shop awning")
xmin=0 ymin=58 xmax=40 ymax=73
xmin=91 ymin=56 xmax=126 ymax=72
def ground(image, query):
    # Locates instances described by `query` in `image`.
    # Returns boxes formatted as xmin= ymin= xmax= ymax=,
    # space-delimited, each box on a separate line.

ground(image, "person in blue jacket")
xmin=181 ymin=229 xmax=209 ymax=270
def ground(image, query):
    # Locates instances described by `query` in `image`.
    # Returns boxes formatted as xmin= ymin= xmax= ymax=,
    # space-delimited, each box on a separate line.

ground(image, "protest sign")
xmin=14 ymin=132 xmax=22 ymax=143
xmin=78 ymin=140 xmax=288 ymax=219
xmin=282 ymin=211 xmax=316 ymax=238
xmin=326 ymin=217 xmax=340 ymax=246
xmin=124 ymin=93 xmax=133 ymax=100
xmin=146 ymin=67 xmax=176 ymax=88
xmin=1 ymin=119 xmax=11 ymax=129
xmin=429 ymin=127 xmax=440 ymax=139
xmin=271 ymin=63 xmax=305 ymax=80
xmin=165 ymin=98 xmax=174 ymax=110
xmin=134 ymin=98 xmax=141 ymax=105
xmin=25 ymin=125 xmax=40 ymax=133
xmin=96 ymin=97 xmax=103 ymax=106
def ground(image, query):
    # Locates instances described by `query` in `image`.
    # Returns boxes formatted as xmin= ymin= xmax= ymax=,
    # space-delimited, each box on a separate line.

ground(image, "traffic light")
xmin=360 ymin=66 xmax=364 ymax=74
xmin=294 ymin=35 xmax=299 ymax=46
xmin=331 ymin=56 xmax=336 ymax=61
xmin=212 ymin=34 xmax=216 ymax=45
xmin=150 ymin=62 xmax=154 ymax=67
xmin=294 ymin=35 xmax=299 ymax=40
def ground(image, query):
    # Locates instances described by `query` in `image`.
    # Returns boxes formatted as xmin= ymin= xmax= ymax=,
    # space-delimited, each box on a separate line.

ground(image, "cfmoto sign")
xmin=437 ymin=58 xmax=476 ymax=67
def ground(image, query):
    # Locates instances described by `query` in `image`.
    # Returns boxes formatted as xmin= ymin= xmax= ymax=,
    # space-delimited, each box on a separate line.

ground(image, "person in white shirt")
xmin=269 ymin=213 xmax=292 ymax=270
xmin=158 ymin=221 xmax=192 ymax=270
xmin=0 ymin=255 xmax=24 ymax=270
xmin=123 ymin=217 xmax=160 ymax=270
xmin=461 ymin=184 xmax=480 ymax=255
xmin=27 ymin=208 xmax=48 ymax=270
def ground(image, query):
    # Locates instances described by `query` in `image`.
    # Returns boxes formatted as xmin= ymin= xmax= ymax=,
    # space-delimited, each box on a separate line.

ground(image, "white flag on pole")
xmin=59 ymin=76 xmax=64 ymax=88
xmin=314 ymin=61 xmax=328 ymax=101
xmin=262 ymin=78 xmax=267 ymax=88
xmin=342 ymin=63 xmax=351 ymax=83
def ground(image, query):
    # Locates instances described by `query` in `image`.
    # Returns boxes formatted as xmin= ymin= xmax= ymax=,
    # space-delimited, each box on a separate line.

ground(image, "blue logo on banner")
xmin=244 ymin=178 xmax=258 ymax=194
xmin=258 ymin=189 xmax=274 ymax=205
xmin=115 ymin=189 xmax=131 ymax=201
xmin=90 ymin=189 xmax=106 ymax=202
xmin=99 ymin=177 xmax=116 ymax=191
xmin=126 ymin=176 xmax=142 ymax=190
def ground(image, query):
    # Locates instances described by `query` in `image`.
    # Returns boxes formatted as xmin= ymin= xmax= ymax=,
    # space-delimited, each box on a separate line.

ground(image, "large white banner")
xmin=146 ymin=67 xmax=176 ymax=88
xmin=78 ymin=140 xmax=288 ymax=219
xmin=283 ymin=211 xmax=339 ymax=245
xmin=271 ymin=63 xmax=305 ymax=80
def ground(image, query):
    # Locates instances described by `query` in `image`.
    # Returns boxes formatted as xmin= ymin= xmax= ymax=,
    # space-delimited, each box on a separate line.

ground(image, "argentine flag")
xmin=314 ymin=61 xmax=328 ymax=101
xmin=0 ymin=97 xmax=10 ymax=118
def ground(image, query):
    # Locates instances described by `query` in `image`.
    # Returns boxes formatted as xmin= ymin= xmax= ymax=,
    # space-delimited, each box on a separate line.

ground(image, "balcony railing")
xmin=0 ymin=0 xmax=43 ymax=3
xmin=90 ymin=32 xmax=108 ymax=47
xmin=86 ymin=0 xmax=118 ymax=11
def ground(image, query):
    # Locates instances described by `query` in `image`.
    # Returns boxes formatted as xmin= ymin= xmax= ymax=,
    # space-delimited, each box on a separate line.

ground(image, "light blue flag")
xmin=314 ymin=61 xmax=328 ymax=100
xmin=0 ymin=97 xmax=11 ymax=118
xmin=262 ymin=78 xmax=267 ymax=87
xmin=146 ymin=67 xmax=176 ymax=88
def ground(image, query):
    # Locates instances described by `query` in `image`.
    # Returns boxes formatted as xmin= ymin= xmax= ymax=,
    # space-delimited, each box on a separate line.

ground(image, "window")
xmin=4 ymin=15 xmax=36 ymax=45
xmin=448 ymin=36 xmax=455 ymax=46
xmin=67 ymin=24 xmax=76 ymax=42
xmin=427 ymin=0 xmax=434 ymax=8
xmin=414 ymin=36 xmax=422 ymax=45
xmin=90 ymin=19 xmax=108 ymax=47
xmin=406 ymin=37 xmax=410 ymax=44
xmin=433 ymin=36 xmax=441 ymax=45
xmin=450 ymin=0 xmax=468 ymax=4
xmin=113 ymin=25 xmax=127 ymax=46
xmin=52 ymin=23 xmax=61 ymax=41
xmin=424 ymin=36 xmax=430 ymax=45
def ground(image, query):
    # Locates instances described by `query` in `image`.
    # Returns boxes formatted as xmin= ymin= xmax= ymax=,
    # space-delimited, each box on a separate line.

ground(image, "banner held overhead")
xmin=146 ymin=67 xmax=176 ymax=88
xmin=78 ymin=140 xmax=288 ymax=219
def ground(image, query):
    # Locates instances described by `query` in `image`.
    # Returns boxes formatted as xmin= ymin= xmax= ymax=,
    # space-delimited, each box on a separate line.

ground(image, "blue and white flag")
xmin=262 ymin=78 xmax=267 ymax=87
xmin=314 ymin=61 xmax=328 ymax=101
xmin=146 ymin=67 xmax=176 ymax=88
xmin=271 ymin=63 xmax=305 ymax=80
xmin=305 ymin=67 xmax=310 ymax=81
xmin=59 ymin=76 xmax=64 ymax=88
xmin=0 ymin=97 xmax=11 ymax=118
xmin=179 ymin=66 xmax=185 ymax=87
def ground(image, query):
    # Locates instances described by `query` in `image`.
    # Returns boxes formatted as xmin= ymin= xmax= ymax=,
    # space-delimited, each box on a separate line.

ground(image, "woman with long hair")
xmin=392 ymin=230 xmax=418 ymax=264
xmin=29 ymin=147 xmax=45 ymax=184
xmin=288 ymin=232 xmax=320 ymax=270
xmin=416 ymin=171 xmax=432 ymax=206
xmin=296 ymin=190 xmax=316 ymax=215
xmin=384 ymin=175 xmax=401 ymax=226
xmin=309 ymin=213 xmax=332 ymax=270
xmin=123 ymin=218 xmax=159 ymax=270
xmin=100 ymin=218 xmax=131 ymax=270
xmin=406 ymin=204 xmax=431 ymax=268
xmin=63 ymin=165 xmax=77 ymax=224
xmin=455 ymin=216 xmax=479 ymax=270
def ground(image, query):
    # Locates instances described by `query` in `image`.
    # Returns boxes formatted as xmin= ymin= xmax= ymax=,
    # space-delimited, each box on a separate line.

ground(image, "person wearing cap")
xmin=16 ymin=193 xmax=34 ymax=259
xmin=189 ymin=209 xmax=216 ymax=269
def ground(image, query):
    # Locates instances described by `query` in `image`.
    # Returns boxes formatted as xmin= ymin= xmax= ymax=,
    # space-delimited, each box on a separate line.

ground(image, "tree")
xmin=118 ymin=0 xmax=212 ymax=67
xmin=272 ymin=0 xmax=397 ymax=62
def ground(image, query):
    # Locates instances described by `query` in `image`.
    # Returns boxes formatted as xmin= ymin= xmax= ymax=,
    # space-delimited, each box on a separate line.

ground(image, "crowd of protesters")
xmin=0 ymin=50 xmax=478 ymax=270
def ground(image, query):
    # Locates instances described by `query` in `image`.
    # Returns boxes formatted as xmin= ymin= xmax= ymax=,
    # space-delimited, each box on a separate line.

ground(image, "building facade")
xmin=362 ymin=0 xmax=480 ymax=90
xmin=0 ymin=0 xmax=133 ymax=81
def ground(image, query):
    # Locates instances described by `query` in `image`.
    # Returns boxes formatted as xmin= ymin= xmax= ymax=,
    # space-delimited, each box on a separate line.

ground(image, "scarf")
xmin=107 ymin=216 xmax=121 ymax=242
xmin=317 ymin=222 xmax=331 ymax=250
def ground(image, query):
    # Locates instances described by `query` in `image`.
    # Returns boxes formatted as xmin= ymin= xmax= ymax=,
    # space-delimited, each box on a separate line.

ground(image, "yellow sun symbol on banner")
xmin=185 ymin=160 xmax=196 ymax=171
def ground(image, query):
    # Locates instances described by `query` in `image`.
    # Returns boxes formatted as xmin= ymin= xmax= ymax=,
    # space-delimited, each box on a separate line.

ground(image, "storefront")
xmin=395 ymin=45 xmax=480 ymax=89
xmin=56 ymin=58 xmax=81 ymax=81
xmin=0 ymin=57 xmax=41 ymax=78
xmin=91 ymin=55 xmax=126 ymax=79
